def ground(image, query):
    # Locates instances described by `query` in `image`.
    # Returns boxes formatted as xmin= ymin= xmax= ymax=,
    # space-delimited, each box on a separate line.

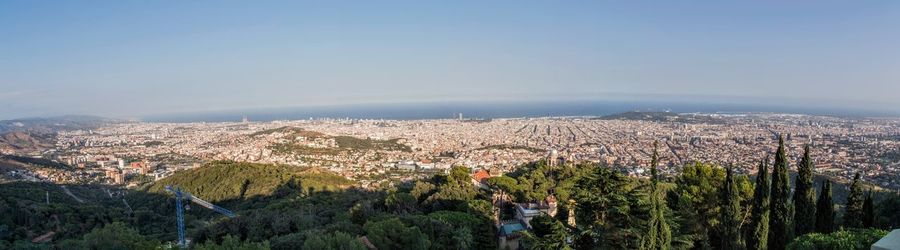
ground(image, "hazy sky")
xmin=2 ymin=1 xmax=899 ymax=119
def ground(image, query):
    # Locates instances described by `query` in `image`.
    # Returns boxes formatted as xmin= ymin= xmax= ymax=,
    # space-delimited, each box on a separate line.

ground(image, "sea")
xmin=140 ymin=100 xmax=899 ymax=123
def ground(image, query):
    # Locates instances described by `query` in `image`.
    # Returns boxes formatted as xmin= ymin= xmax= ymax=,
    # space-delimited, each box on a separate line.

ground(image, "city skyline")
xmin=2 ymin=1 xmax=900 ymax=119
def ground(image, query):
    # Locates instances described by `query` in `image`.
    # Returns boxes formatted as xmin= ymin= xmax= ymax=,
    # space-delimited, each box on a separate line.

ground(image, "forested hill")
xmin=145 ymin=161 xmax=354 ymax=202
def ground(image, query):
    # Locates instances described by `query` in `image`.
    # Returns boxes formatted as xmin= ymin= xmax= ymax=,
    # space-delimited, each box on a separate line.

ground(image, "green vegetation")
xmin=844 ymin=172 xmax=865 ymax=228
xmin=876 ymin=192 xmax=900 ymax=229
xmin=747 ymin=157 xmax=770 ymax=249
xmin=863 ymin=190 xmax=875 ymax=228
xmin=333 ymin=136 xmax=411 ymax=152
xmin=264 ymin=127 xmax=411 ymax=155
xmin=719 ymin=166 xmax=744 ymax=250
xmin=1 ymin=155 xmax=72 ymax=170
xmin=786 ymin=228 xmax=887 ymax=250
xmin=816 ymin=180 xmax=835 ymax=234
xmin=249 ymin=126 xmax=312 ymax=137
xmin=194 ymin=235 xmax=269 ymax=250
xmin=523 ymin=214 xmax=570 ymax=250
xmin=61 ymin=222 xmax=161 ymax=250
xmin=146 ymin=161 xmax=353 ymax=202
xmin=640 ymin=142 xmax=672 ymax=250
xmin=794 ymin=145 xmax=817 ymax=236
xmin=769 ymin=136 xmax=795 ymax=250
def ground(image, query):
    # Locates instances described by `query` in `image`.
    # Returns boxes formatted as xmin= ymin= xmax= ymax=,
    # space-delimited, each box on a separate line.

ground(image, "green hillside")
xmin=145 ymin=161 xmax=354 ymax=202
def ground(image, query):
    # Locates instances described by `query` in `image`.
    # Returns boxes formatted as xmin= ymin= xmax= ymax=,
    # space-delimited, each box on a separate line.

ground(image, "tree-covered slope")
xmin=145 ymin=161 xmax=354 ymax=202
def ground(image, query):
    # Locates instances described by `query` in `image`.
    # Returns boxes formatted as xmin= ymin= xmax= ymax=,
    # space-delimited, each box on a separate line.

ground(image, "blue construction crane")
xmin=165 ymin=185 xmax=236 ymax=249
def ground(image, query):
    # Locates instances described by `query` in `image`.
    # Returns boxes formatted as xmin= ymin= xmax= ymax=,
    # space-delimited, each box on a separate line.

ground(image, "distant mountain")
xmin=599 ymin=111 xmax=679 ymax=121
xmin=599 ymin=111 xmax=725 ymax=124
xmin=0 ymin=115 xmax=118 ymax=155
xmin=0 ymin=131 xmax=55 ymax=155
xmin=0 ymin=115 xmax=117 ymax=134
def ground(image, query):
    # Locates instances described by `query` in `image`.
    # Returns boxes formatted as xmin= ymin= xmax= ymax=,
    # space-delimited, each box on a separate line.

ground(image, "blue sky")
xmin=1 ymin=1 xmax=899 ymax=119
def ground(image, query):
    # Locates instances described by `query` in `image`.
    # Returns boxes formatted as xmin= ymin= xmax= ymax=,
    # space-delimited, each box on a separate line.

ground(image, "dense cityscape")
xmin=12 ymin=112 xmax=898 ymax=191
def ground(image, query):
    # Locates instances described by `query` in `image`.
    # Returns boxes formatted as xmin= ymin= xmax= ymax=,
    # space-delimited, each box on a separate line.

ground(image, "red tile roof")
xmin=473 ymin=169 xmax=491 ymax=183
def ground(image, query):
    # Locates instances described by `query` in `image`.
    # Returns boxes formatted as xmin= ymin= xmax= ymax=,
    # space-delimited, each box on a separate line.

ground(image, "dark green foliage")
xmin=0 ymin=182 xmax=164 ymax=245
xmin=301 ymin=232 xmax=366 ymax=250
xmin=147 ymin=161 xmax=353 ymax=202
xmin=843 ymin=173 xmax=864 ymax=229
xmin=260 ymin=127 xmax=411 ymax=154
xmin=385 ymin=192 xmax=418 ymax=214
xmin=747 ymin=157 xmax=771 ymax=250
xmin=793 ymin=145 xmax=816 ymax=236
xmin=719 ymin=166 xmax=745 ymax=250
xmin=485 ymin=176 xmax=520 ymax=194
xmin=668 ymin=162 xmax=752 ymax=249
xmin=574 ymin=164 xmax=644 ymax=249
xmin=815 ymin=180 xmax=834 ymax=234
xmin=525 ymin=214 xmax=571 ymax=250
xmin=506 ymin=161 xmax=590 ymax=203
xmin=194 ymin=235 xmax=270 ymax=250
xmin=363 ymin=218 xmax=430 ymax=250
xmin=786 ymin=228 xmax=887 ymax=250
xmin=333 ymin=136 xmax=412 ymax=152
xmin=78 ymin=222 xmax=160 ymax=250
xmin=769 ymin=136 xmax=794 ymax=250
xmin=862 ymin=191 xmax=874 ymax=228
xmin=640 ymin=142 xmax=672 ymax=250
xmin=269 ymin=233 xmax=305 ymax=250
xmin=426 ymin=211 xmax=495 ymax=249
xmin=876 ymin=192 xmax=900 ymax=229
xmin=422 ymin=166 xmax=478 ymax=211
xmin=409 ymin=181 xmax=436 ymax=202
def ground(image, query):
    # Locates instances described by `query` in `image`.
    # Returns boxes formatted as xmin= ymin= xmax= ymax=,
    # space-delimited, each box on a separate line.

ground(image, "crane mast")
xmin=165 ymin=185 xmax=236 ymax=249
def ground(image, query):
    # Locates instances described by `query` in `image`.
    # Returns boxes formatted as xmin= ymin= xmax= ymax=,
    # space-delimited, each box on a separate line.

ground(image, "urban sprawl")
xmin=8 ymin=112 xmax=900 ymax=190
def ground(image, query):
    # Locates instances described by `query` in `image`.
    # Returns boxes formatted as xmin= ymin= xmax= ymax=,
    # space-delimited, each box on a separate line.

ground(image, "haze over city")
xmin=3 ymin=1 xmax=900 ymax=119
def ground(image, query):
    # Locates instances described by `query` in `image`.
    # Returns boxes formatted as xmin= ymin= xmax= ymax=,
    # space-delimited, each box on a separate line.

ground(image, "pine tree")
xmin=814 ymin=180 xmax=834 ymax=233
xmin=792 ymin=145 xmax=816 ymax=236
xmin=862 ymin=190 xmax=875 ymax=228
xmin=574 ymin=163 xmax=643 ymax=248
xmin=768 ymin=136 xmax=793 ymax=250
xmin=528 ymin=214 xmax=571 ymax=250
xmin=720 ymin=166 xmax=744 ymax=250
xmin=747 ymin=157 xmax=770 ymax=250
xmin=843 ymin=173 xmax=864 ymax=229
xmin=640 ymin=141 xmax=672 ymax=250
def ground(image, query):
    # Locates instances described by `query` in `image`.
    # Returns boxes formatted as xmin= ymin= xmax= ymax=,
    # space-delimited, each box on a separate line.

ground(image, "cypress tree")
xmin=862 ymin=190 xmax=875 ymax=228
xmin=814 ymin=180 xmax=834 ymax=233
xmin=720 ymin=166 xmax=744 ymax=250
xmin=641 ymin=141 xmax=672 ymax=250
xmin=747 ymin=157 xmax=770 ymax=250
xmin=768 ymin=136 xmax=793 ymax=250
xmin=843 ymin=173 xmax=864 ymax=228
xmin=792 ymin=145 xmax=816 ymax=236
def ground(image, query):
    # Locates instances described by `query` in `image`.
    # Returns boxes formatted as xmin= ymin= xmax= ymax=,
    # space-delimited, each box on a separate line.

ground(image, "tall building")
xmin=548 ymin=149 xmax=559 ymax=166
xmin=242 ymin=115 xmax=249 ymax=123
